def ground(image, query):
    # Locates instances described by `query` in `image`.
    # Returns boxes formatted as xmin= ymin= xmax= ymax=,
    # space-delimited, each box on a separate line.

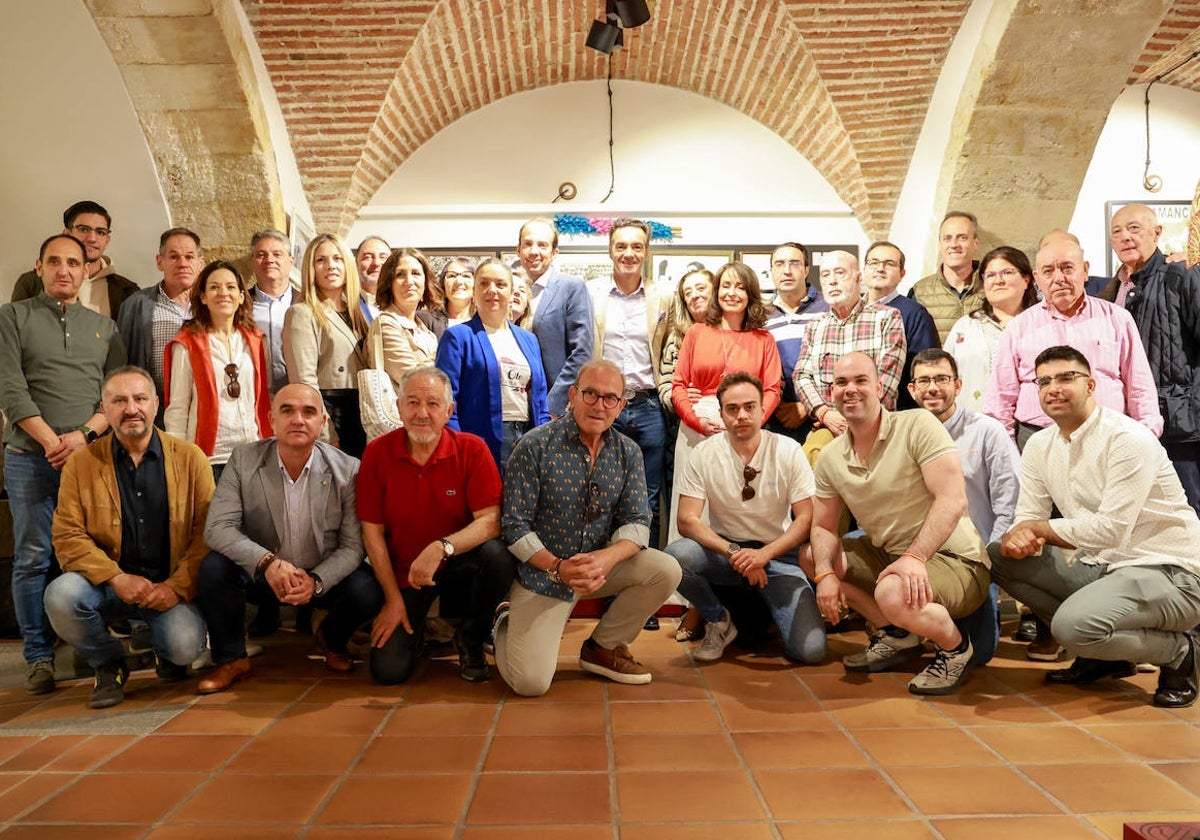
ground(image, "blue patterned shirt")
xmin=503 ymin=413 xmax=650 ymax=601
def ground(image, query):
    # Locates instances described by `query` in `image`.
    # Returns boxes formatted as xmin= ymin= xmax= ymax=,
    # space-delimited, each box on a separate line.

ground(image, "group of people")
xmin=1 ymin=199 xmax=1197 ymax=712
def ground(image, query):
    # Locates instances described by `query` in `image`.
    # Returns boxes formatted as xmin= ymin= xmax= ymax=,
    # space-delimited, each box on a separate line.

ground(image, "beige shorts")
xmin=841 ymin=536 xmax=990 ymax=619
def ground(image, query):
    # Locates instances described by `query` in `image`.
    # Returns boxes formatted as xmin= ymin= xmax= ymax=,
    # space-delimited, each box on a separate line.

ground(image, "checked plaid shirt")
xmin=792 ymin=300 xmax=906 ymax=412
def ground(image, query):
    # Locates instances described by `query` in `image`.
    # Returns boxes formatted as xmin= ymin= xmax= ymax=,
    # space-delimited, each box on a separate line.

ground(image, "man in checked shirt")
xmin=792 ymin=250 xmax=906 ymax=440
xmin=494 ymin=360 xmax=680 ymax=696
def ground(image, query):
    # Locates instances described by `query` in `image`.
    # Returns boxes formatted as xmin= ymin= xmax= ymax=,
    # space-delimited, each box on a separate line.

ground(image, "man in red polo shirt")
xmin=358 ymin=365 xmax=514 ymax=683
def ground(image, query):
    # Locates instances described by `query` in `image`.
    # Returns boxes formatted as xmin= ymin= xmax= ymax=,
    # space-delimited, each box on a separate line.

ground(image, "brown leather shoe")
xmin=324 ymin=650 xmax=354 ymax=673
xmin=197 ymin=657 xmax=251 ymax=694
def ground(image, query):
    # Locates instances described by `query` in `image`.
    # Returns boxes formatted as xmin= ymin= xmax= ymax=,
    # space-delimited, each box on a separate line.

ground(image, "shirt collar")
xmin=112 ymin=427 xmax=164 ymax=465
xmin=276 ymin=449 xmax=315 ymax=484
xmin=1058 ymin=404 xmax=1103 ymax=444
xmin=393 ymin=427 xmax=457 ymax=465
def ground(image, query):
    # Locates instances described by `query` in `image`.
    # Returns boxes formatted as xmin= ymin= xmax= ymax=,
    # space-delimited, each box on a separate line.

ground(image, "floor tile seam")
xmin=0 ymin=769 xmax=88 ymax=825
xmin=1054 ymin=721 xmax=1198 ymax=765
xmin=294 ymin=684 xmax=423 ymax=834
xmin=601 ymin=682 xmax=622 ymax=840
xmin=442 ymin=685 xmax=507 ymax=840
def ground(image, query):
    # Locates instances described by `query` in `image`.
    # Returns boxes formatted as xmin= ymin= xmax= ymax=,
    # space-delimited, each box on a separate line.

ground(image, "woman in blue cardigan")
xmin=435 ymin=258 xmax=550 ymax=474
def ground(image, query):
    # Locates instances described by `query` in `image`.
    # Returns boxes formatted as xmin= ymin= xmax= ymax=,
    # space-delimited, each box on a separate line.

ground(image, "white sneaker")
xmin=908 ymin=639 xmax=974 ymax=695
xmin=844 ymin=629 xmax=922 ymax=672
xmin=692 ymin=612 xmax=738 ymax=662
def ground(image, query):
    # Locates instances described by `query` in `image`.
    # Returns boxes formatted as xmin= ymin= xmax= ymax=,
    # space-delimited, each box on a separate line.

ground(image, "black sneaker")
xmin=453 ymin=633 xmax=491 ymax=683
xmin=90 ymin=660 xmax=130 ymax=709
xmin=155 ymin=656 xmax=189 ymax=684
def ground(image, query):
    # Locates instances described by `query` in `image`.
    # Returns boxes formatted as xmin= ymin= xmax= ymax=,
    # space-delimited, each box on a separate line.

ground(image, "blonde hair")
xmin=300 ymin=233 xmax=367 ymax=340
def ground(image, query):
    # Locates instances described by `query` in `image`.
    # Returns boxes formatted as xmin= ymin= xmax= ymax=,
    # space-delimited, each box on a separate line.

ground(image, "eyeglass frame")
xmin=911 ymin=374 xmax=955 ymax=389
xmin=224 ymin=363 xmax=242 ymax=399
xmin=1032 ymin=370 xmax=1089 ymax=389
xmin=577 ymin=387 xmax=627 ymax=409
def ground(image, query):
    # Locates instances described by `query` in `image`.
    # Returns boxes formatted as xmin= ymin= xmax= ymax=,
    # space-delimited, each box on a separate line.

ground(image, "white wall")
xmin=0 ymin=0 xmax=170 ymax=297
xmin=350 ymin=80 xmax=867 ymax=253
xmin=1070 ymin=84 xmax=1200 ymax=276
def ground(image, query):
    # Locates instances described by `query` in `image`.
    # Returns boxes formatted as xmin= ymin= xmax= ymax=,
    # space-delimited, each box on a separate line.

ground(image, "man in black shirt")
xmin=45 ymin=366 xmax=214 ymax=709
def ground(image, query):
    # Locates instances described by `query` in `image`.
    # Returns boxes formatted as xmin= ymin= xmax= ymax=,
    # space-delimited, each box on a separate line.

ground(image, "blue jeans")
xmin=613 ymin=393 xmax=665 ymax=547
xmin=44 ymin=572 xmax=207 ymax=669
xmin=500 ymin=421 xmax=531 ymax=479
xmin=5 ymin=448 xmax=61 ymax=663
xmin=666 ymin=538 xmax=826 ymax=664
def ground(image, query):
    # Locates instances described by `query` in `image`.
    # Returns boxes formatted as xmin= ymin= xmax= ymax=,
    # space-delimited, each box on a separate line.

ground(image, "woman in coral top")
xmin=164 ymin=260 xmax=272 ymax=481
xmin=667 ymin=261 xmax=781 ymax=543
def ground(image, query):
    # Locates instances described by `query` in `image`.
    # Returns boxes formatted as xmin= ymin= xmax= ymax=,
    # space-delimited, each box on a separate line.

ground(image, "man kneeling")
xmin=495 ymin=361 xmax=681 ymax=696
xmin=46 ymin=367 xmax=211 ymax=708
xmin=666 ymin=372 xmax=825 ymax=664
xmin=197 ymin=384 xmax=381 ymax=693
xmin=807 ymin=353 xmax=991 ymax=695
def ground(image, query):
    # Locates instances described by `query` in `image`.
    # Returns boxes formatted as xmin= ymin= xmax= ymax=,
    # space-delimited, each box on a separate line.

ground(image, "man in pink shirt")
xmin=983 ymin=235 xmax=1161 ymax=448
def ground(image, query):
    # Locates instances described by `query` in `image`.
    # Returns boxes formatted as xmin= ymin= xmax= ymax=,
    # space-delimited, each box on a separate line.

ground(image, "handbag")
xmin=358 ymin=322 xmax=402 ymax=441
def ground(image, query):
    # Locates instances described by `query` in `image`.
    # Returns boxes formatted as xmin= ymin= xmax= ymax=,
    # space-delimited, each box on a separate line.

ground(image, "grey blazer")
xmin=203 ymin=438 xmax=364 ymax=587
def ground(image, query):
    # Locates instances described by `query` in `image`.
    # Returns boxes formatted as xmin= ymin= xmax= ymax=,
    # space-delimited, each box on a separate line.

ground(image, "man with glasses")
xmin=13 ymin=201 xmax=139 ymax=320
xmin=863 ymin=241 xmax=938 ymax=409
xmin=495 ymin=360 xmax=681 ymax=696
xmin=793 ymin=250 xmax=906 ymax=438
xmin=517 ymin=218 xmax=593 ymax=418
xmin=908 ymin=348 xmax=1020 ymax=664
xmin=247 ymin=229 xmax=298 ymax=395
xmin=808 ymin=352 xmax=990 ymax=695
xmin=664 ymin=372 xmax=825 ymax=664
xmin=990 ymin=346 xmax=1200 ymax=707
xmin=983 ymin=234 xmax=1160 ymax=448
xmin=764 ymin=241 xmax=827 ymax=441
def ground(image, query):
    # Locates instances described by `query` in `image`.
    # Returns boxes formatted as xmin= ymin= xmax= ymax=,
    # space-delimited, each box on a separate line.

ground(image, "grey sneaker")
xmin=579 ymin=638 xmax=652 ymax=685
xmin=692 ymin=611 xmax=738 ymax=663
xmin=843 ymin=629 xmax=922 ymax=672
xmin=908 ymin=639 xmax=974 ymax=696
xmin=25 ymin=659 xmax=56 ymax=696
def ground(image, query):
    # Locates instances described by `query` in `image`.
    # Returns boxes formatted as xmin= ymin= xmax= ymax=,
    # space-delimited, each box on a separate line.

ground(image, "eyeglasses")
xmin=911 ymin=374 xmax=954 ymax=388
xmin=224 ymin=364 xmax=241 ymax=399
xmin=772 ymin=259 xmax=805 ymax=271
xmin=578 ymin=388 xmax=623 ymax=409
xmin=864 ymin=258 xmax=900 ymax=271
xmin=1038 ymin=262 xmax=1080 ymax=280
xmin=585 ymin=480 xmax=603 ymax=521
xmin=443 ymin=271 xmax=473 ymax=281
xmin=1032 ymin=370 xmax=1089 ymax=389
xmin=983 ymin=268 xmax=1020 ymax=283
xmin=741 ymin=464 xmax=760 ymax=502
xmin=70 ymin=223 xmax=110 ymax=237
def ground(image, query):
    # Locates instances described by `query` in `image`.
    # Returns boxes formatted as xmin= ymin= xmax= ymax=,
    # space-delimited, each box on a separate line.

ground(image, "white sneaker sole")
xmin=692 ymin=624 xmax=738 ymax=663
xmin=578 ymin=658 xmax=652 ymax=685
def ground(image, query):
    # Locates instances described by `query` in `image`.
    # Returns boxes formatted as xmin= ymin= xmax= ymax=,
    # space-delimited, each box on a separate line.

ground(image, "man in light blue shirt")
xmin=248 ymin=229 xmax=297 ymax=395
xmin=908 ymin=348 xmax=1019 ymax=665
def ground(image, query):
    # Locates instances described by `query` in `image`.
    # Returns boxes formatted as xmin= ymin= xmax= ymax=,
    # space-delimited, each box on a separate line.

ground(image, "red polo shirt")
xmin=357 ymin=427 xmax=502 ymax=585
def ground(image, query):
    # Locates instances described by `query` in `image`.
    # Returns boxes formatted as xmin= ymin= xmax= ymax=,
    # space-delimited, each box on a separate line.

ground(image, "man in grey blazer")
xmin=195 ymin=383 xmax=382 ymax=693
xmin=517 ymin=218 xmax=594 ymax=417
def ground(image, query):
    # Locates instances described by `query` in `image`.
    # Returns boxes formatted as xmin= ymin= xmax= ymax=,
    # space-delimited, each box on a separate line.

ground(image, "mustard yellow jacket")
xmin=51 ymin=429 xmax=215 ymax=601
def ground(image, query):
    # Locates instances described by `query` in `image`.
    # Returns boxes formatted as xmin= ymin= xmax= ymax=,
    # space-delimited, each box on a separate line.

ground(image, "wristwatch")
xmin=439 ymin=538 xmax=456 ymax=557
xmin=726 ymin=542 xmax=741 ymax=557
xmin=78 ymin=425 xmax=99 ymax=443
xmin=311 ymin=573 xmax=324 ymax=598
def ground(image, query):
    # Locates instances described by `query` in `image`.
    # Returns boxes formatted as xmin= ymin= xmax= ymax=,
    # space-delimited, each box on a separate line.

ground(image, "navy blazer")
xmin=436 ymin=314 xmax=551 ymax=469
xmin=882 ymin=294 xmax=939 ymax=409
xmin=529 ymin=268 xmax=593 ymax=416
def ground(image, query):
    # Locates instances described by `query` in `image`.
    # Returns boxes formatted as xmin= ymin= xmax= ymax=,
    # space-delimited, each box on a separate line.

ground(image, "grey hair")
xmin=401 ymin=365 xmax=454 ymax=404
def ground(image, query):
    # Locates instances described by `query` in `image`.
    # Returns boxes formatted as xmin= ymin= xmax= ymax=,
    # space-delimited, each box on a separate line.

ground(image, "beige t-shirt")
xmin=813 ymin=408 xmax=987 ymax=565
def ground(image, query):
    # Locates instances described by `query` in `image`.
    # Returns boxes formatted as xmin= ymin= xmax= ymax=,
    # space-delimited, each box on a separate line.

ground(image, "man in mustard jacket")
xmin=45 ymin=366 xmax=214 ymax=709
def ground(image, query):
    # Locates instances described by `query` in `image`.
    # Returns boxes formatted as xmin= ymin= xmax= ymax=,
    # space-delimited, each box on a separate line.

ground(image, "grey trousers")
xmin=494 ymin=548 xmax=681 ymax=697
xmin=988 ymin=543 xmax=1200 ymax=667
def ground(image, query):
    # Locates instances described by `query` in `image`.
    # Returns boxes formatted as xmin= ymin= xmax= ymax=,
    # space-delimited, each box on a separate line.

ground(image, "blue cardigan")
xmin=435 ymin=315 xmax=551 ymax=469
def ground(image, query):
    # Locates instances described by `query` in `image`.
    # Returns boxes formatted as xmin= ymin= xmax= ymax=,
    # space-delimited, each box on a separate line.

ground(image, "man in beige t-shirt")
xmin=807 ymin=352 xmax=990 ymax=695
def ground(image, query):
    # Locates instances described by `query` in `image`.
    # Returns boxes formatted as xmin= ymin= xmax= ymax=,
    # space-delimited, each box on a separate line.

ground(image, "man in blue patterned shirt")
xmin=495 ymin=360 xmax=681 ymax=696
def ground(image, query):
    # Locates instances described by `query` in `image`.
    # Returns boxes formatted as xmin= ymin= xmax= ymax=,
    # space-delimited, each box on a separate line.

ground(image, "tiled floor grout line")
xmin=448 ymin=684 xmax=507 ymax=840
xmin=603 ymin=681 xmax=621 ymax=840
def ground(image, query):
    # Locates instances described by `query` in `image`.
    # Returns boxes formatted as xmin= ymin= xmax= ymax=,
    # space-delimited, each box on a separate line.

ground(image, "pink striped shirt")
xmin=982 ymin=295 xmax=1162 ymax=439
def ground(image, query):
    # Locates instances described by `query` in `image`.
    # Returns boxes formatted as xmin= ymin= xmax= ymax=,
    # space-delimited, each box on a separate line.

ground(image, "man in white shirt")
xmin=666 ymin=372 xmax=825 ymax=664
xmin=247 ymin=229 xmax=297 ymax=395
xmin=992 ymin=345 xmax=1200 ymax=707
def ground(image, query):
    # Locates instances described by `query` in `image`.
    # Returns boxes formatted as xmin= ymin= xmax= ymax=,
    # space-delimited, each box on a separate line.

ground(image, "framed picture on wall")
xmin=1105 ymin=200 xmax=1192 ymax=275
xmin=286 ymin=213 xmax=315 ymax=281
xmin=738 ymin=249 xmax=776 ymax=293
xmin=422 ymin=249 xmax=500 ymax=280
xmin=647 ymin=250 xmax=735 ymax=293
xmin=555 ymin=249 xmax=618 ymax=283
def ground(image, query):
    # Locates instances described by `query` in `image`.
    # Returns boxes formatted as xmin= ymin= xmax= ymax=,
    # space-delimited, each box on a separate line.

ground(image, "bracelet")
xmin=811 ymin=570 xmax=837 ymax=584
xmin=255 ymin=553 xmax=278 ymax=579
xmin=900 ymin=551 xmax=927 ymax=564
xmin=547 ymin=558 xmax=564 ymax=584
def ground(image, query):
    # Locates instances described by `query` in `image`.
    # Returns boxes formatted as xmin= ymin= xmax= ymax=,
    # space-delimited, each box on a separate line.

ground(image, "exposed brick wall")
xmin=1129 ymin=0 xmax=1200 ymax=88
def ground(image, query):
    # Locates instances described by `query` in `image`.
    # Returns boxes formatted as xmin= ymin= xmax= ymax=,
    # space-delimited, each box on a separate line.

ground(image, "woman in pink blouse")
xmin=667 ymin=261 xmax=781 ymax=543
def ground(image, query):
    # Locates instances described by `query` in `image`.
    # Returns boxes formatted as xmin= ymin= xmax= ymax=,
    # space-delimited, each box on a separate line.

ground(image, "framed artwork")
xmin=555 ymin=249 xmax=617 ymax=283
xmin=738 ymin=249 xmax=776 ymax=293
xmin=286 ymin=213 xmax=315 ymax=281
xmin=1105 ymin=200 xmax=1192 ymax=275
xmin=422 ymin=248 xmax=499 ymax=280
xmin=648 ymin=250 xmax=735 ymax=293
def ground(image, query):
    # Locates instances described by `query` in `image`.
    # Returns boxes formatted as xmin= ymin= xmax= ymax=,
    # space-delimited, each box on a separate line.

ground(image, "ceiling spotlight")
xmin=585 ymin=18 xmax=620 ymax=54
xmin=615 ymin=0 xmax=651 ymax=28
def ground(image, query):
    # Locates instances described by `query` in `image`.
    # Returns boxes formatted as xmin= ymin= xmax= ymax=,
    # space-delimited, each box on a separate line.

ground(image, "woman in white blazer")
xmin=283 ymin=233 xmax=369 ymax=457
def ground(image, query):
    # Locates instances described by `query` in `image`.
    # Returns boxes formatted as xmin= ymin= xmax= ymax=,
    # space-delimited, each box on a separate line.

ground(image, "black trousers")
xmin=370 ymin=538 xmax=515 ymax=685
xmin=197 ymin=552 xmax=382 ymax=665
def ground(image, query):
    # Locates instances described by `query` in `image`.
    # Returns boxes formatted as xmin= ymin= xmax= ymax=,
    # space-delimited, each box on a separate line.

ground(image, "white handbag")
xmin=357 ymin=324 xmax=402 ymax=441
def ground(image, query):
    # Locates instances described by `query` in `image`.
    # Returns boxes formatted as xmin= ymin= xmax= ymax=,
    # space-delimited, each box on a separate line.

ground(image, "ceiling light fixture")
xmin=585 ymin=0 xmax=651 ymax=55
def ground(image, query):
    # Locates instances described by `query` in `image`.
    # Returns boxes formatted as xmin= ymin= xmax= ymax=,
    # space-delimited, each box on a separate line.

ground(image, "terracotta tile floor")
xmin=0 ymin=620 xmax=1196 ymax=839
